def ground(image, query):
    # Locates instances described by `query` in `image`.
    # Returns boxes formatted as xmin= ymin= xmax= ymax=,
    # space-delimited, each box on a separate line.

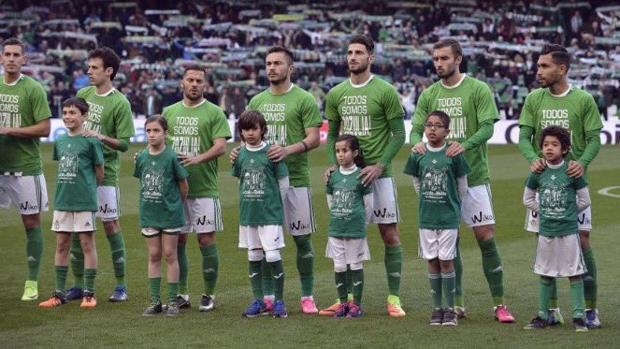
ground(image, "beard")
xmin=268 ymin=73 xmax=288 ymax=85
xmin=437 ymin=65 xmax=457 ymax=79
xmin=349 ymin=60 xmax=369 ymax=75
xmin=184 ymin=90 xmax=203 ymax=101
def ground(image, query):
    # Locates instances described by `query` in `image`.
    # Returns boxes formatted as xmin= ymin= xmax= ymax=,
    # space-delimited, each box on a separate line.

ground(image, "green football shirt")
xmin=232 ymin=144 xmax=288 ymax=226
xmin=76 ymin=86 xmax=135 ymax=186
xmin=326 ymin=167 xmax=372 ymax=238
xmin=133 ymin=146 xmax=189 ymax=229
xmin=325 ymin=76 xmax=405 ymax=177
xmin=404 ymin=145 xmax=470 ymax=229
xmin=0 ymin=74 xmax=51 ymax=175
xmin=525 ymin=162 xmax=588 ymax=237
xmin=163 ymin=99 xmax=232 ymax=198
xmin=53 ymin=134 xmax=104 ymax=212
xmin=248 ymin=84 xmax=322 ymax=187
xmin=412 ymin=75 xmax=499 ymax=186
xmin=519 ymin=86 xmax=603 ymax=167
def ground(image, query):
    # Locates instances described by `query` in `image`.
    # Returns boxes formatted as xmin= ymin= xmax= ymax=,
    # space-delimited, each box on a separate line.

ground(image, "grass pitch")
xmin=1 ymin=144 xmax=619 ymax=348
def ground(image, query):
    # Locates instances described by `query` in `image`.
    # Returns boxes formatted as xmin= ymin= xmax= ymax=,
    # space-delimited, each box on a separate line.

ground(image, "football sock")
xmin=55 ymin=265 xmax=68 ymax=296
xmin=582 ymin=247 xmax=597 ymax=309
xmin=570 ymin=279 xmax=586 ymax=319
xmin=84 ymin=268 xmax=97 ymax=294
xmin=149 ymin=277 xmax=161 ymax=304
xmin=106 ymin=232 xmax=126 ymax=288
xmin=293 ymin=234 xmax=314 ymax=297
xmin=442 ymin=271 xmax=456 ymax=309
xmin=25 ymin=227 xmax=43 ymax=281
xmin=429 ymin=273 xmax=442 ymax=309
xmin=476 ymin=237 xmax=504 ymax=305
xmin=548 ymin=278 xmax=558 ymax=308
xmin=335 ymin=271 xmax=348 ymax=303
xmin=261 ymin=258 xmax=274 ymax=296
xmin=351 ymin=268 xmax=364 ymax=305
xmin=200 ymin=244 xmax=218 ymax=295
xmin=538 ymin=277 xmax=553 ymax=320
xmin=384 ymin=244 xmax=402 ymax=297
xmin=454 ymin=237 xmax=464 ymax=307
xmin=167 ymin=282 xmax=179 ymax=304
xmin=177 ymin=242 xmax=188 ymax=294
xmin=249 ymin=260 xmax=263 ymax=299
xmin=70 ymin=233 xmax=84 ymax=289
xmin=269 ymin=260 xmax=284 ymax=301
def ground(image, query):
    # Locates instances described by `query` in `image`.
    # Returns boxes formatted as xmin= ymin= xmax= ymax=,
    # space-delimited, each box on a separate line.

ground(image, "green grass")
xmin=1 ymin=144 xmax=619 ymax=348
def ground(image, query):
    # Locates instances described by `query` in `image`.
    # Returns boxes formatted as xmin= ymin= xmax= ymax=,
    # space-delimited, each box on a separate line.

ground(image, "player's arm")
xmin=457 ymin=176 xmax=468 ymax=201
xmin=522 ymin=187 xmax=539 ymax=212
xmin=359 ymin=117 xmax=405 ymax=186
xmin=0 ymin=118 xmax=50 ymax=138
xmin=576 ymin=187 xmax=591 ymax=212
xmin=567 ymin=101 xmax=602 ymax=177
xmin=363 ymin=193 xmax=374 ymax=224
xmin=180 ymin=138 xmax=227 ymax=166
xmin=518 ymin=125 xmax=545 ymax=173
xmin=269 ymin=126 xmax=320 ymax=162
xmin=95 ymin=164 xmax=104 ymax=185
xmin=324 ymin=91 xmax=340 ymax=181
xmin=88 ymin=134 xmax=130 ymax=152
xmin=411 ymin=177 xmax=421 ymax=194
xmin=410 ymin=91 xmax=429 ymax=154
xmin=92 ymin=139 xmax=105 ymax=184
xmin=178 ymin=178 xmax=189 ymax=201
xmin=458 ymin=119 xmax=494 ymax=152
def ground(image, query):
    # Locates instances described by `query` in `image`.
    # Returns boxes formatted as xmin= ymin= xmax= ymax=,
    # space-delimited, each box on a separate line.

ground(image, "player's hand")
xmin=82 ymin=129 xmax=104 ymax=140
xmin=446 ymin=141 xmax=465 ymax=157
xmin=530 ymin=158 xmax=546 ymax=173
xmin=0 ymin=127 xmax=9 ymax=135
xmin=267 ymin=144 xmax=288 ymax=162
xmin=323 ymin=165 xmax=337 ymax=183
xmin=359 ymin=163 xmax=384 ymax=187
xmin=411 ymin=142 xmax=426 ymax=154
xmin=179 ymin=154 xmax=202 ymax=166
xmin=229 ymin=146 xmax=240 ymax=164
xmin=566 ymin=160 xmax=584 ymax=178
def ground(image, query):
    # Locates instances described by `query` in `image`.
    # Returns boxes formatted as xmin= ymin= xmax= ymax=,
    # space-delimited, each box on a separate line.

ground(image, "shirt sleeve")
xmin=518 ymin=93 xmax=537 ymax=128
xmin=302 ymin=93 xmax=323 ymax=128
xmin=403 ymin=154 xmax=418 ymax=176
xmin=30 ymin=81 xmax=52 ymax=122
xmin=173 ymin=153 xmax=189 ymax=179
xmin=475 ymin=82 xmax=500 ymax=124
xmin=211 ymin=108 xmax=233 ymax=139
xmin=275 ymin=160 xmax=289 ymax=179
xmin=461 ymin=119 xmax=494 ymax=151
xmin=524 ymin=172 xmax=539 ymax=190
xmin=132 ymin=153 xmax=142 ymax=179
xmin=453 ymin=153 xmax=470 ymax=178
xmin=52 ymin=142 xmax=59 ymax=161
xmin=324 ymin=89 xmax=340 ymax=122
xmin=378 ymin=117 xmax=405 ymax=167
xmin=114 ymin=98 xmax=136 ymax=140
xmin=518 ymin=125 xmax=540 ymax=163
xmin=383 ymin=84 xmax=405 ymax=120
xmin=410 ymin=90 xmax=429 ymax=145
xmin=92 ymin=139 xmax=105 ymax=166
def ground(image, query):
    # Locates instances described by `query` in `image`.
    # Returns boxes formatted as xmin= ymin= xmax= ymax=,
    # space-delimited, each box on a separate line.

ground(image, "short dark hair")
xmin=540 ymin=44 xmax=570 ymax=71
xmin=62 ymin=97 xmax=89 ymax=115
xmin=89 ymin=47 xmax=121 ymax=80
xmin=2 ymin=37 xmax=26 ymax=54
xmin=433 ymin=38 xmax=463 ymax=58
xmin=348 ymin=35 xmax=374 ymax=54
xmin=426 ymin=110 xmax=451 ymax=128
xmin=238 ymin=110 xmax=267 ymax=141
xmin=266 ymin=46 xmax=294 ymax=65
xmin=335 ymin=134 xmax=366 ymax=168
xmin=540 ymin=125 xmax=571 ymax=153
xmin=144 ymin=114 xmax=168 ymax=132
xmin=183 ymin=64 xmax=206 ymax=77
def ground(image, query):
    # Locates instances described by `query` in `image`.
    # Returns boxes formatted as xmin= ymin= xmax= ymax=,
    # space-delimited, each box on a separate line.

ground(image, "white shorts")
xmin=51 ymin=211 xmax=96 ymax=233
xmin=534 ymin=234 xmax=586 ymax=277
xmin=238 ymin=225 xmax=285 ymax=251
xmin=525 ymin=194 xmax=592 ymax=233
xmin=96 ymin=186 xmax=120 ymax=221
xmin=325 ymin=236 xmax=370 ymax=265
xmin=283 ymin=187 xmax=316 ymax=236
xmin=369 ymin=177 xmax=400 ymax=224
xmin=461 ymin=184 xmax=495 ymax=227
xmin=141 ymin=227 xmax=183 ymax=237
xmin=0 ymin=174 xmax=49 ymax=214
xmin=418 ymin=229 xmax=458 ymax=261
xmin=182 ymin=197 xmax=223 ymax=234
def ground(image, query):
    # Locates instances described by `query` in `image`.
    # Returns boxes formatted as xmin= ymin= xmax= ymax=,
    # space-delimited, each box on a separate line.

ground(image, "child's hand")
xmin=229 ymin=146 xmax=240 ymax=164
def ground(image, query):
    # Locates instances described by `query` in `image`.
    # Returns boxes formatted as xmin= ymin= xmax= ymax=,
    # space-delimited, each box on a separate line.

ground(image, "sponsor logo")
xmin=20 ymin=201 xmax=39 ymax=211
xmin=352 ymin=281 xmax=363 ymax=287
xmin=335 ymin=283 xmax=344 ymax=289
xmin=114 ymin=257 xmax=125 ymax=264
xmin=300 ymin=252 xmax=314 ymax=259
xmin=249 ymin=272 xmax=259 ymax=278
xmin=273 ymin=272 xmax=284 ymax=279
xmin=471 ymin=211 xmax=494 ymax=224
xmin=491 ymin=265 xmax=503 ymax=273
xmin=99 ymin=204 xmax=117 ymax=214
xmin=388 ymin=272 xmax=401 ymax=278
xmin=27 ymin=256 xmax=37 ymax=262
xmin=203 ymin=268 xmax=216 ymax=274
xmin=196 ymin=216 xmax=214 ymax=226
xmin=289 ymin=220 xmax=310 ymax=231
xmin=373 ymin=208 xmax=396 ymax=219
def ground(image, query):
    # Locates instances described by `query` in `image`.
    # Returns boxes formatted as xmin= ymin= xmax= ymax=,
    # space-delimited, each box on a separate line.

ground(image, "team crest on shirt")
xmin=142 ymin=168 xmax=164 ymax=202
xmin=421 ymin=167 xmax=448 ymax=202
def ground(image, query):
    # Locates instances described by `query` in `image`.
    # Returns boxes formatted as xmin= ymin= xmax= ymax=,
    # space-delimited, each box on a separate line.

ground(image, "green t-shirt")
xmin=0 ymin=75 xmax=51 ymax=175
xmin=412 ymin=76 xmax=499 ymax=186
xmin=519 ymin=87 xmax=603 ymax=167
xmin=404 ymin=145 xmax=470 ymax=229
xmin=53 ymin=134 xmax=104 ymax=212
xmin=76 ymin=86 xmax=135 ymax=186
xmin=525 ymin=162 xmax=588 ymax=237
xmin=232 ymin=144 xmax=288 ymax=226
xmin=325 ymin=76 xmax=405 ymax=177
xmin=133 ymin=146 xmax=189 ymax=229
xmin=163 ymin=99 xmax=232 ymax=198
xmin=326 ymin=167 xmax=372 ymax=238
xmin=248 ymin=84 xmax=322 ymax=187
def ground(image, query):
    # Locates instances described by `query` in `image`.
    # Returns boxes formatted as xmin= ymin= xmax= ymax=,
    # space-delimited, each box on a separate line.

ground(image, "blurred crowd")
xmin=2 ymin=0 xmax=619 ymax=120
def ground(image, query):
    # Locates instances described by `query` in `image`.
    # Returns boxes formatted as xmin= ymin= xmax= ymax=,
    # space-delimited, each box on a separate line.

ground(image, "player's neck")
xmin=3 ymin=72 xmax=21 ymax=85
xmin=183 ymin=96 xmax=205 ymax=107
xmin=148 ymin=143 xmax=165 ymax=155
xmin=428 ymin=140 xmax=446 ymax=149
xmin=270 ymin=80 xmax=293 ymax=95
xmin=441 ymin=71 xmax=463 ymax=87
xmin=95 ymin=81 xmax=114 ymax=95
xmin=549 ymin=80 xmax=570 ymax=96
xmin=350 ymin=70 xmax=372 ymax=85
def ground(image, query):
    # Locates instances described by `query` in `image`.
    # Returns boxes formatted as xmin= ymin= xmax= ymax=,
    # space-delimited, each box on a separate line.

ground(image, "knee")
xmin=334 ymin=260 xmax=347 ymax=273
xmin=164 ymin=248 xmax=177 ymax=263
xmin=474 ymin=225 xmax=495 ymax=241
xmin=56 ymin=237 xmax=71 ymax=255
xmin=248 ymin=249 xmax=264 ymax=262
xmin=149 ymin=250 xmax=162 ymax=263
xmin=103 ymin=220 xmax=119 ymax=234
xmin=198 ymin=233 xmax=215 ymax=247
xmin=79 ymin=237 xmax=95 ymax=253
xmin=379 ymin=224 xmax=400 ymax=246
xmin=22 ymin=214 xmax=40 ymax=230
xmin=265 ymin=249 xmax=281 ymax=263
xmin=579 ymin=231 xmax=590 ymax=249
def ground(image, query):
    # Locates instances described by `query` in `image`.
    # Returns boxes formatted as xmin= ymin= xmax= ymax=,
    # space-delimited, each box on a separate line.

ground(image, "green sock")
xmin=429 ymin=273 xmax=442 ymax=309
xmin=84 ymin=268 xmax=97 ymax=294
xmin=70 ymin=233 xmax=84 ymax=289
xmin=200 ymin=244 xmax=218 ymax=295
xmin=55 ymin=265 xmax=68 ymax=295
xmin=538 ymin=277 xmax=553 ymax=320
xmin=168 ymin=282 xmax=179 ymax=304
xmin=177 ymin=242 xmax=188 ymax=294
xmin=442 ymin=271 xmax=456 ymax=309
xmin=335 ymin=271 xmax=348 ymax=303
xmin=346 ymin=266 xmax=352 ymax=294
xmin=351 ymin=268 xmax=364 ymax=305
xmin=582 ymin=247 xmax=597 ymax=309
xmin=261 ymin=258 xmax=274 ymax=296
xmin=548 ymin=278 xmax=558 ymax=308
xmin=293 ymin=234 xmax=314 ymax=297
xmin=269 ymin=260 xmax=284 ymax=300
xmin=384 ymin=245 xmax=402 ymax=297
xmin=454 ymin=237 xmax=464 ymax=307
xmin=570 ymin=279 xmax=586 ymax=319
xmin=249 ymin=260 xmax=263 ymax=299
xmin=476 ymin=237 xmax=504 ymax=305
xmin=149 ymin=277 xmax=161 ymax=304
xmin=25 ymin=227 xmax=43 ymax=281
xmin=106 ymin=232 xmax=126 ymax=288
